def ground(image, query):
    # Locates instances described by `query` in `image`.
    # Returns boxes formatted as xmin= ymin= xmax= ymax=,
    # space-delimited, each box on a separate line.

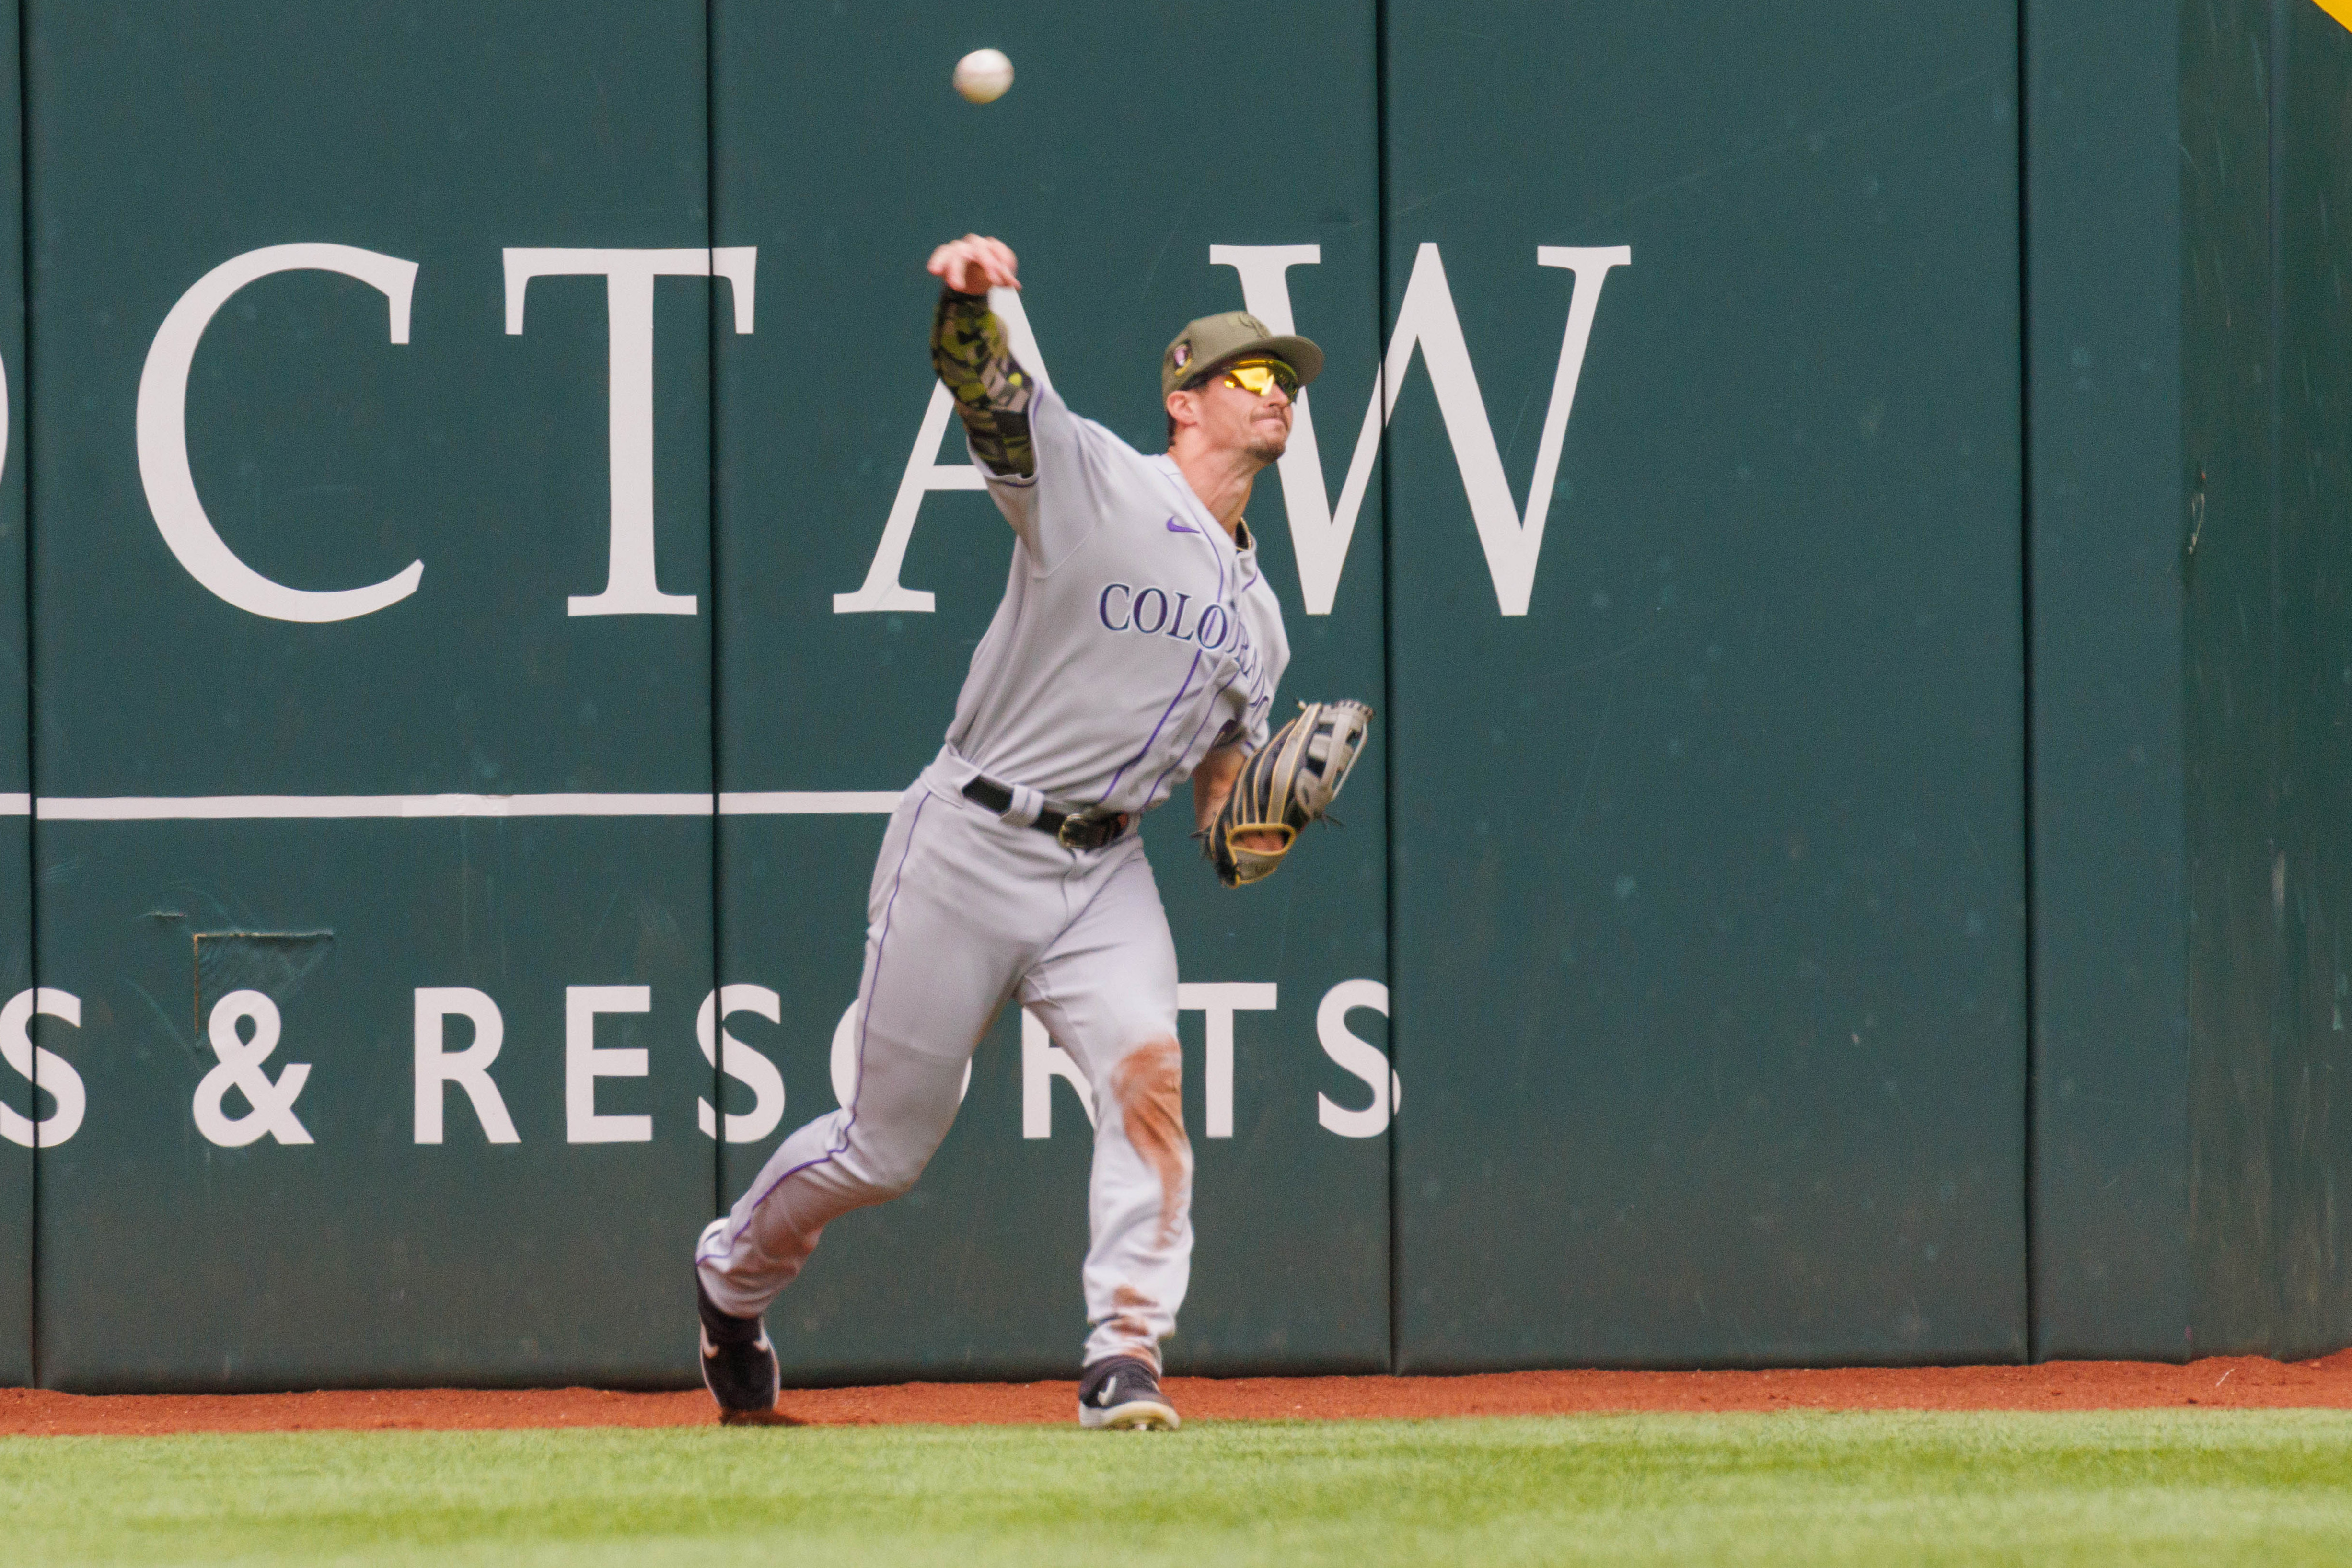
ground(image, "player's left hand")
xmin=927 ymin=234 xmax=1020 ymax=295
xmin=1208 ymin=700 xmax=1375 ymax=888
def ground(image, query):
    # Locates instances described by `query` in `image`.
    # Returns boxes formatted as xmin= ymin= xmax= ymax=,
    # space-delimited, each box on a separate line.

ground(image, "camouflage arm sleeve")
xmin=931 ymin=287 xmax=1036 ymax=479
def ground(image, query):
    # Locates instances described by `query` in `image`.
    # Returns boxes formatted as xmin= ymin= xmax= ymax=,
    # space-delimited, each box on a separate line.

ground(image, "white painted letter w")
xmin=1213 ymin=242 xmax=1630 ymax=616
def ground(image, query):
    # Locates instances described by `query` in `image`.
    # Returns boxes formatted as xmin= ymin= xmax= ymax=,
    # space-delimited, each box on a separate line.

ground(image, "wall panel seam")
xmin=2018 ymin=0 xmax=2041 ymax=1364
xmin=11 ymin=0 xmax=30 ymax=1389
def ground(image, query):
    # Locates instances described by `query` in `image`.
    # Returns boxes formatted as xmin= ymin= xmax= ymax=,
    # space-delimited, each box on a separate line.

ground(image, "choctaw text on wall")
xmin=119 ymin=241 xmax=1626 ymax=631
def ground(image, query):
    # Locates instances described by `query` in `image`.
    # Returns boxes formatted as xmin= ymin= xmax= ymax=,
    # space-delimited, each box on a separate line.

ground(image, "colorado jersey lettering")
xmin=944 ymin=381 xmax=1287 ymax=815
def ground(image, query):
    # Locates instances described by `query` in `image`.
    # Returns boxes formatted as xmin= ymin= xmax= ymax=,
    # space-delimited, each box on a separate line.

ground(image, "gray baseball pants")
xmin=695 ymin=755 xmax=1193 ymax=1370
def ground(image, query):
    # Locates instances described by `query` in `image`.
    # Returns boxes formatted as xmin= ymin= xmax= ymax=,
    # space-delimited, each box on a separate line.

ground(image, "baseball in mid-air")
xmin=953 ymin=48 xmax=1014 ymax=104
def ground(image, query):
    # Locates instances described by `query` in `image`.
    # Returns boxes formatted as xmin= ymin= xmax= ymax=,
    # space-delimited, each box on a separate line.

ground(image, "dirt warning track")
xmin=5 ymin=1352 xmax=2352 ymax=1436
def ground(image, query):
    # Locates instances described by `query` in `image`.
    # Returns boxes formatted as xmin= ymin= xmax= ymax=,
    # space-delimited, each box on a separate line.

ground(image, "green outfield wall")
xmin=23 ymin=1 xmax=718 ymax=1390
xmin=2022 ymin=0 xmax=2191 ymax=1362
xmin=1386 ymin=0 xmax=2028 ymax=1371
xmin=2180 ymin=0 xmax=2352 ymax=1360
xmin=0 ymin=0 xmax=2348 ymax=1389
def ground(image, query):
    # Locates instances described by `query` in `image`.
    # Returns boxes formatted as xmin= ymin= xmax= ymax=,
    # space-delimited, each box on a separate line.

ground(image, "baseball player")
xmin=692 ymin=234 xmax=1372 ymax=1429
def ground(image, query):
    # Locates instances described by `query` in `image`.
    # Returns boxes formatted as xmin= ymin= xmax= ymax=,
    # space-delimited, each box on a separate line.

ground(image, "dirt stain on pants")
xmin=1113 ymin=1037 xmax=1190 ymax=1246
xmin=1107 ymin=1284 xmax=1158 ymax=1363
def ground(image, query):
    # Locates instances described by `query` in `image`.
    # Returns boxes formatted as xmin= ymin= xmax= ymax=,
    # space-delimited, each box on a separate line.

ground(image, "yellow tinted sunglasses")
xmin=1214 ymin=359 xmax=1300 ymax=400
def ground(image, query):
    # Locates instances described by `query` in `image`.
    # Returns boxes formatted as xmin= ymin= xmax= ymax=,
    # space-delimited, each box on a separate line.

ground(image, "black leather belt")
xmin=962 ymin=776 xmax=1131 ymax=850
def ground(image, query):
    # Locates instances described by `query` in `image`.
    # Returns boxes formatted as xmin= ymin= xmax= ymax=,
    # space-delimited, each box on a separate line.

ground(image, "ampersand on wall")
xmin=194 ymin=989 xmax=314 ymax=1148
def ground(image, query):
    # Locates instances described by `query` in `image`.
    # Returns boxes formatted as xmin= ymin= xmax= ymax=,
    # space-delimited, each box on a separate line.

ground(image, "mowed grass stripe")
xmin=4 ymin=1410 xmax=2352 ymax=1567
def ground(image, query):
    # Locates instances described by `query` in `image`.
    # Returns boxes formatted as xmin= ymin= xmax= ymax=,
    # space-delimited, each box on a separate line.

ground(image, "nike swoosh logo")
xmin=1166 ymin=520 xmax=1198 ymax=534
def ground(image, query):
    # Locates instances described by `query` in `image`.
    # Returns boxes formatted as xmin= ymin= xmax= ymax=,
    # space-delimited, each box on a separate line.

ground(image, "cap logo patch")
xmin=1171 ymin=342 xmax=1191 ymax=370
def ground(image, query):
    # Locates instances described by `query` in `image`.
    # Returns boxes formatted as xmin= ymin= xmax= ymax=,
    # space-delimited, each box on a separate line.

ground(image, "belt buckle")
xmin=1056 ymin=815 xmax=1094 ymax=850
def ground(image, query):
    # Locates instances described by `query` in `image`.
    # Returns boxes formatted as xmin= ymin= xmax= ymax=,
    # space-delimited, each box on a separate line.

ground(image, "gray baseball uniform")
xmin=696 ymin=337 xmax=1288 ymax=1371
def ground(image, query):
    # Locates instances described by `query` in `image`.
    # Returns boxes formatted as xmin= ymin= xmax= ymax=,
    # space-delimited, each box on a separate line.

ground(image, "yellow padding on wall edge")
xmin=2317 ymin=0 xmax=2352 ymax=34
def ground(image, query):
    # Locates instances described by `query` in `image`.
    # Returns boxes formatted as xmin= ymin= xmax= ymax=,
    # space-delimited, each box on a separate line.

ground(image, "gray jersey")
xmin=944 ymin=383 xmax=1288 ymax=817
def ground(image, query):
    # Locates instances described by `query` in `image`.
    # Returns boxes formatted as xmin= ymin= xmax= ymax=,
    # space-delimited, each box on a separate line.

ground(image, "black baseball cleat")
xmin=696 ymin=1272 xmax=793 ymax=1426
xmin=1077 ymin=1355 xmax=1181 ymax=1430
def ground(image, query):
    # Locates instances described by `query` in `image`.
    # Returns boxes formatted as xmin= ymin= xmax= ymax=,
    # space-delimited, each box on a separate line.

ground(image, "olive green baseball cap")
xmin=1161 ymin=310 xmax=1324 ymax=398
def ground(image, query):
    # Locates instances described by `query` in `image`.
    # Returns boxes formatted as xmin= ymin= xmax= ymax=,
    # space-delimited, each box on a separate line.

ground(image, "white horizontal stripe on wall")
xmin=717 ymin=791 xmax=903 ymax=815
xmin=5 ymin=791 xmax=902 ymax=820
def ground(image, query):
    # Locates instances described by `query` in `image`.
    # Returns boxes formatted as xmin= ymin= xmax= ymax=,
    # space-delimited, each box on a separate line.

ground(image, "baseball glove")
xmin=1208 ymin=700 xmax=1375 ymax=888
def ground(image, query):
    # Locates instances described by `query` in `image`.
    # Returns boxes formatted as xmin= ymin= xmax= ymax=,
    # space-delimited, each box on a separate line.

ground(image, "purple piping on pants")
xmin=707 ymin=791 xmax=932 ymax=1252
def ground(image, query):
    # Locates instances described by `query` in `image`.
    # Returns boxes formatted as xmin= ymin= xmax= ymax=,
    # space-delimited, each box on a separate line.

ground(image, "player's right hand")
xmin=928 ymin=234 xmax=1020 ymax=295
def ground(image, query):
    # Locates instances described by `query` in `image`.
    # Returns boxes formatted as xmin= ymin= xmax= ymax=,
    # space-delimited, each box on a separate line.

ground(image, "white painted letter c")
xmin=136 ymin=243 xmax=424 ymax=623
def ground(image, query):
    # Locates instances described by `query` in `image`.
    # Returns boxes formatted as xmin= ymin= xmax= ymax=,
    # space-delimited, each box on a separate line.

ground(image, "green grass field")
xmin=6 ymin=1410 xmax=2352 ymax=1566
